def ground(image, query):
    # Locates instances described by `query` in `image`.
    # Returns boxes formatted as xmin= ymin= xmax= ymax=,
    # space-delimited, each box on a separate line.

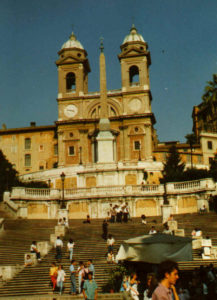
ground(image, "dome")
xmin=61 ymin=32 xmax=84 ymax=50
xmin=122 ymin=25 xmax=145 ymax=44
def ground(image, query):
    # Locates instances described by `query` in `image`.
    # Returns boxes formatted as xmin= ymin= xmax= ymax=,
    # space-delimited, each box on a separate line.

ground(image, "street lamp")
xmin=79 ymin=146 xmax=82 ymax=165
xmin=60 ymin=172 xmax=66 ymax=209
xmin=162 ymin=170 xmax=169 ymax=205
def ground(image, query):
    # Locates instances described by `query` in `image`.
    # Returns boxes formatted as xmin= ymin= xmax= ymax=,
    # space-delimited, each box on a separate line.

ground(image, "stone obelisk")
xmin=96 ymin=39 xmax=114 ymax=163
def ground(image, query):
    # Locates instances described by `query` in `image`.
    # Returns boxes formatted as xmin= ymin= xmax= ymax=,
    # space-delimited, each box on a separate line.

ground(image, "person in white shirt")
xmin=67 ymin=238 xmax=75 ymax=261
xmin=63 ymin=217 xmax=69 ymax=228
xmin=55 ymin=237 xmax=63 ymax=262
xmin=149 ymin=226 xmax=157 ymax=235
xmin=57 ymin=265 xmax=66 ymax=295
xmin=107 ymin=234 xmax=115 ymax=253
xmin=30 ymin=241 xmax=41 ymax=261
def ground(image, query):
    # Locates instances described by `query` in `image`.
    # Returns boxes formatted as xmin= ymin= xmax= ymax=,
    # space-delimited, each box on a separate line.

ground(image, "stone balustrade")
xmin=9 ymin=178 xmax=215 ymax=201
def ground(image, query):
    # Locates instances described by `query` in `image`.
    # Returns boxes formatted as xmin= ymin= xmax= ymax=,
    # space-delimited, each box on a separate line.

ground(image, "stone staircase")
xmin=0 ymin=212 xmax=217 ymax=297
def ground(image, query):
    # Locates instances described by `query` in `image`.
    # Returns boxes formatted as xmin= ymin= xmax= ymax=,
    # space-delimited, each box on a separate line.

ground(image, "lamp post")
xmin=79 ymin=146 xmax=82 ymax=165
xmin=60 ymin=172 xmax=66 ymax=209
xmin=162 ymin=170 xmax=169 ymax=205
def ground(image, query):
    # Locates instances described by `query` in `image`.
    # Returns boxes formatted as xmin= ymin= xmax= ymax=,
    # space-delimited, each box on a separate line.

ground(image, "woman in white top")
xmin=107 ymin=234 xmax=115 ymax=252
xmin=130 ymin=273 xmax=140 ymax=300
xmin=67 ymin=238 xmax=75 ymax=261
xmin=143 ymin=273 xmax=158 ymax=300
xmin=57 ymin=265 xmax=66 ymax=295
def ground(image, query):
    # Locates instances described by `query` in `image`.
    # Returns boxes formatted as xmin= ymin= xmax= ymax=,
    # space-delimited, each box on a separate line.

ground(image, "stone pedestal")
xmin=161 ymin=204 xmax=172 ymax=224
xmin=37 ymin=241 xmax=52 ymax=256
xmin=57 ymin=208 xmax=69 ymax=222
xmin=55 ymin=225 xmax=66 ymax=237
xmin=96 ymin=119 xmax=114 ymax=163
xmin=0 ymin=265 xmax=23 ymax=281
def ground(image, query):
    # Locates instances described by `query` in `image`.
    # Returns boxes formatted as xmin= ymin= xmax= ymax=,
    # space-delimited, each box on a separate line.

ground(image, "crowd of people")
xmin=107 ymin=202 xmax=131 ymax=223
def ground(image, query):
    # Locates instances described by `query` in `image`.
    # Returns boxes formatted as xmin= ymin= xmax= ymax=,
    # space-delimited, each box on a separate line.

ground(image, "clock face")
xmin=64 ymin=104 xmax=78 ymax=118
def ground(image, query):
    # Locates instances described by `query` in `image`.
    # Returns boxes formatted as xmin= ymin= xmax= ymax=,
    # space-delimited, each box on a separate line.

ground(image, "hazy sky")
xmin=0 ymin=0 xmax=217 ymax=142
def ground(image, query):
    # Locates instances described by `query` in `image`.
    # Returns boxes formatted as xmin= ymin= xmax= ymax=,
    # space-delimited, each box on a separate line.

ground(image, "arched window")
xmin=66 ymin=72 xmax=76 ymax=91
xmin=129 ymin=65 xmax=139 ymax=86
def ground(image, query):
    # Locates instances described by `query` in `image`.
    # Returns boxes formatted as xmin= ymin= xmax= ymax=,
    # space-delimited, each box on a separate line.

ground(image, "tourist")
xmin=125 ymin=202 xmax=131 ymax=221
xmin=102 ymin=220 xmax=108 ymax=240
xmin=107 ymin=234 xmax=115 ymax=252
xmin=107 ymin=250 xmax=115 ymax=264
xmin=152 ymin=260 xmax=179 ymax=300
xmin=191 ymin=228 xmax=197 ymax=237
xmin=58 ymin=218 xmax=63 ymax=225
xmin=130 ymin=273 xmax=140 ymax=300
xmin=195 ymin=228 xmax=202 ymax=237
xmin=25 ymin=255 xmax=33 ymax=266
xmin=83 ymin=271 xmax=98 ymax=300
xmin=57 ymin=264 xmax=66 ymax=295
xmin=200 ymin=205 xmax=207 ymax=214
xmin=87 ymin=259 xmax=95 ymax=278
xmin=30 ymin=241 xmax=41 ymax=261
xmin=163 ymin=224 xmax=172 ymax=235
xmin=120 ymin=275 xmax=131 ymax=299
xmin=149 ymin=226 xmax=157 ymax=235
xmin=55 ymin=236 xmax=63 ymax=262
xmin=143 ymin=273 xmax=158 ymax=300
xmin=67 ymin=238 xmax=75 ymax=261
xmin=62 ymin=217 xmax=69 ymax=227
xmin=49 ymin=262 xmax=58 ymax=292
xmin=77 ymin=261 xmax=85 ymax=294
xmin=123 ymin=205 xmax=128 ymax=223
xmin=111 ymin=205 xmax=116 ymax=223
xmin=141 ymin=214 xmax=147 ymax=225
xmin=69 ymin=260 xmax=77 ymax=295
xmin=83 ymin=215 xmax=91 ymax=224
xmin=116 ymin=205 xmax=122 ymax=223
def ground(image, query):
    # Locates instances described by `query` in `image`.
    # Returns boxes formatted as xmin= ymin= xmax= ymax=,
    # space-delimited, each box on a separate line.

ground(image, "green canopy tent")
xmin=116 ymin=234 xmax=192 ymax=264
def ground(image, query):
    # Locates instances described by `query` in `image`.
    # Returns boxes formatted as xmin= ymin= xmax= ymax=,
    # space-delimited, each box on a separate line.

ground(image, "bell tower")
xmin=56 ymin=31 xmax=90 ymax=98
xmin=118 ymin=25 xmax=151 ymax=92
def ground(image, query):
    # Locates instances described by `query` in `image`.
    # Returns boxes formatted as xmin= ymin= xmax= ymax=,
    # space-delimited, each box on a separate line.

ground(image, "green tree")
xmin=162 ymin=146 xmax=185 ymax=182
xmin=209 ymin=154 xmax=217 ymax=182
xmin=0 ymin=150 xmax=19 ymax=200
xmin=202 ymin=74 xmax=217 ymax=105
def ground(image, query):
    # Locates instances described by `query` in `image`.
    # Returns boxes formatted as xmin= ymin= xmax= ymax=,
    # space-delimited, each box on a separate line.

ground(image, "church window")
xmin=25 ymin=138 xmax=31 ymax=150
xmin=134 ymin=141 xmax=140 ymax=150
xmin=68 ymin=146 xmax=75 ymax=156
xmin=69 ymin=132 xmax=74 ymax=137
xmin=54 ymin=144 xmax=58 ymax=156
xmin=25 ymin=154 xmax=31 ymax=167
xmin=129 ymin=65 xmax=139 ymax=86
xmin=207 ymin=141 xmax=213 ymax=150
xmin=39 ymin=165 xmax=44 ymax=170
xmin=66 ymin=72 xmax=76 ymax=91
xmin=39 ymin=145 xmax=44 ymax=152
xmin=135 ymin=127 xmax=139 ymax=132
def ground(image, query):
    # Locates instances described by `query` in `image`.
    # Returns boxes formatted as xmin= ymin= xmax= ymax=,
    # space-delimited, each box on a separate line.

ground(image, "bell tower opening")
xmin=66 ymin=72 xmax=76 ymax=91
xmin=129 ymin=65 xmax=139 ymax=86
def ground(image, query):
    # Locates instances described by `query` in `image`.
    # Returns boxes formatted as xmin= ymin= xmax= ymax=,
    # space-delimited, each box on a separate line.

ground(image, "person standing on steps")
xmin=55 ymin=236 xmax=63 ymax=262
xmin=30 ymin=241 xmax=41 ymax=261
xmin=57 ymin=264 xmax=66 ymax=295
xmin=102 ymin=220 xmax=108 ymax=240
xmin=69 ymin=260 xmax=77 ymax=295
xmin=49 ymin=262 xmax=58 ymax=292
xmin=77 ymin=261 xmax=85 ymax=294
xmin=67 ymin=238 xmax=75 ymax=261
xmin=87 ymin=259 xmax=95 ymax=278
xmin=107 ymin=234 xmax=115 ymax=253
xmin=83 ymin=272 xmax=98 ymax=300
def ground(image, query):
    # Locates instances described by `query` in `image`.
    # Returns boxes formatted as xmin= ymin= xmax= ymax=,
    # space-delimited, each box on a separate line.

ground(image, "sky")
xmin=0 ymin=0 xmax=217 ymax=142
